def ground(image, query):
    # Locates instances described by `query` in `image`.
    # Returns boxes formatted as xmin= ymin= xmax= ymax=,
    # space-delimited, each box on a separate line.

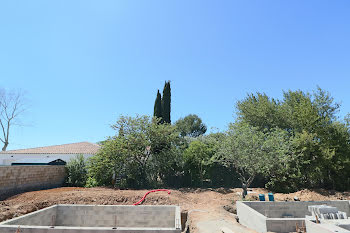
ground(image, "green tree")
xmin=280 ymin=90 xmax=319 ymax=133
xmin=182 ymin=132 xmax=233 ymax=187
xmin=325 ymin=121 xmax=350 ymax=190
xmin=183 ymin=140 xmax=212 ymax=186
xmin=147 ymin=116 xmax=182 ymax=185
xmin=313 ymin=86 xmax=339 ymax=122
xmin=217 ymin=122 xmax=292 ymax=198
xmin=234 ymin=87 xmax=350 ymax=191
xmin=236 ymin=92 xmax=281 ymax=131
xmin=290 ymin=130 xmax=334 ymax=189
xmin=236 ymin=88 xmax=340 ymax=135
xmin=153 ymin=90 xmax=162 ymax=120
xmin=175 ymin=114 xmax=207 ymax=137
xmin=87 ymin=137 xmax=130 ymax=187
xmin=87 ymin=115 xmax=180 ymax=188
xmin=162 ymin=81 xmax=171 ymax=124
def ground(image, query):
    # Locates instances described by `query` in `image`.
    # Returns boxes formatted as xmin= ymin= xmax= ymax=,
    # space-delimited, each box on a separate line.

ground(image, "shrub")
xmin=85 ymin=177 xmax=98 ymax=188
xmin=65 ymin=154 xmax=87 ymax=187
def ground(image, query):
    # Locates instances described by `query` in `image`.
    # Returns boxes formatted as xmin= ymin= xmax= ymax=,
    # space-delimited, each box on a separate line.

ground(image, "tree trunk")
xmin=199 ymin=163 xmax=203 ymax=187
xmin=242 ymin=183 xmax=248 ymax=199
xmin=2 ymin=141 xmax=8 ymax=151
xmin=239 ymin=175 xmax=255 ymax=199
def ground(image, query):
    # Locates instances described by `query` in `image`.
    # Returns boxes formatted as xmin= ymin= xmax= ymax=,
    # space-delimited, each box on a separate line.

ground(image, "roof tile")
xmin=0 ymin=142 xmax=100 ymax=154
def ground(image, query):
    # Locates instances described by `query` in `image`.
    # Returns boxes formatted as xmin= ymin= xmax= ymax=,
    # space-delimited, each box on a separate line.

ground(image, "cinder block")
xmin=0 ymin=205 xmax=181 ymax=232
xmin=237 ymin=201 xmax=350 ymax=233
xmin=0 ymin=166 xmax=66 ymax=200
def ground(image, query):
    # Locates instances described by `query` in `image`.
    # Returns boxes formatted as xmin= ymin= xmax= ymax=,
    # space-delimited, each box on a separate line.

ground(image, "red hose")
xmin=133 ymin=189 xmax=171 ymax=206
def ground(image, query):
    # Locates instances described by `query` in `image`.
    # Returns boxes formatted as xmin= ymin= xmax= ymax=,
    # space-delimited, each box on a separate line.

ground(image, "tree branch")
xmin=0 ymin=89 xmax=26 ymax=151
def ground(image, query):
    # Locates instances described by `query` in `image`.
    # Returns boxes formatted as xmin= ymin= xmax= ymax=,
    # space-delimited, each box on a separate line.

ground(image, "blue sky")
xmin=1 ymin=1 xmax=350 ymax=150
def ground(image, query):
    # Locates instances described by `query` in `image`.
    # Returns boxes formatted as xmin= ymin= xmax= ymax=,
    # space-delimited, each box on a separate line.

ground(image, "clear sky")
xmin=1 ymin=1 xmax=350 ymax=150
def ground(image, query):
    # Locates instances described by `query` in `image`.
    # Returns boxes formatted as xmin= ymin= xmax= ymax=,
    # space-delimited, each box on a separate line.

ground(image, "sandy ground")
xmin=1 ymin=187 xmax=350 ymax=232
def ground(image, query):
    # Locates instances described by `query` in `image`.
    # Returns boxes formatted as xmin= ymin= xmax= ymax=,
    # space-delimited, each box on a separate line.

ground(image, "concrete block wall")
xmin=0 ymin=227 xmax=182 ymax=233
xmin=244 ymin=201 xmax=350 ymax=218
xmin=0 ymin=165 xmax=66 ymax=199
xmin=0 ymin=205 xmax=182 ymax=233
xmin=238 ymin=201 xmax=350 ymax=233
xmin=266 ymin=218 xmax=304 ymax=233
xmin=55 ymin=205 xmax=177 ymax=228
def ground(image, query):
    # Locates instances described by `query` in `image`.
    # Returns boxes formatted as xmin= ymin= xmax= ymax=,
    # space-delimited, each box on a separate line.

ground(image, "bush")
xmin=85 ymin=177 xmax=98 ymax=188
xmin=65 ymin=154 xmax=87 ymax=187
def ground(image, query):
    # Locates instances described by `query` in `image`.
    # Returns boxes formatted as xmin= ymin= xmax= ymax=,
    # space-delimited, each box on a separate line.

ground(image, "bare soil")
xmin=1 ymin=187 xmax=349 ymax=232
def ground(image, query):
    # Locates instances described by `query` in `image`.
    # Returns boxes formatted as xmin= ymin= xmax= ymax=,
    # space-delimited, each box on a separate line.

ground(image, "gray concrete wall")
xmin=236 ymin=201 xmax=267 ymax=232
xmin=3 ymin=205 xmax=57 ymax=226
xmin=339 ymin=224 xmax=350 ymax=231
xmin=0 ymin=165 xmax=66 ymax=200
xmin=266 ymin=218 xmax=304 ymax=233
xmin=305 ymin=220 xmax=335 ymax=233
xmin=55 ymin=205 xmax=177 ymax=228
xmin=238 ymin=201 xmax=350 ymax=233
xmin=304 ymin=219 xmax=350 ymax=233
xmin=244 ymin=200 xmax=350 ymax=218
xmin=0 ymin=226 xmax=181 ymax=233
xmin=0 ymin=204 xmax=181 ymax=233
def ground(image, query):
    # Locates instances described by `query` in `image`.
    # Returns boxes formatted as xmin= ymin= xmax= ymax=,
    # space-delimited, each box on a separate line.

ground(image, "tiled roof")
xmin=0 ymin=142 xmax=100 ymax=154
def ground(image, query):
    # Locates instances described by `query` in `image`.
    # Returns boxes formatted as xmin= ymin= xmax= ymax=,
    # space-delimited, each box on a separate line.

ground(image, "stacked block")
xmin=0 ymin=165 xmax=66 ymax=199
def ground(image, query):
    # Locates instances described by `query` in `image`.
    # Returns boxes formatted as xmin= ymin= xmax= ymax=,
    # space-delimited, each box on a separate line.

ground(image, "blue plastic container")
xmin=268 ymin=193 xmax=274 ymax=201
xmin=258 ymin=194 xmax=265 ymax=201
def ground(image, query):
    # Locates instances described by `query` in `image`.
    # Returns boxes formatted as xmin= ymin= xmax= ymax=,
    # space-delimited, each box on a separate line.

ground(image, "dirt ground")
xmin=1 ymin=187 xmax=350 ymax=232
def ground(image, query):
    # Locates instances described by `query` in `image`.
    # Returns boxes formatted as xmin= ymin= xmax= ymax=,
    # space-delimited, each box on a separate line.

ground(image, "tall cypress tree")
xmin=154 ymin=90 xmax=162 ymax=120
xmin=162 ymin=81 xmax=171 ymax=124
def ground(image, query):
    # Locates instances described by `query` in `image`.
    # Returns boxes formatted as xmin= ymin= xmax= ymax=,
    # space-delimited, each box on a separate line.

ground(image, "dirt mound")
xmin=1 ymin=187 xmax=350 ymax=232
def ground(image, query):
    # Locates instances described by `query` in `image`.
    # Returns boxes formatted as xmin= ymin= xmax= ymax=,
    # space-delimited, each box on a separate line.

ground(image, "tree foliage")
xmin=235 ymin=87 xmax=350 ymax=191
xmin=216 ymin=122 xmax=292 ymax=197
xmin=153 ymin=90 xmax=162 ymax=120
xmin=162 ymin=81 xmax=171 ymax=124
xmin=183 ymin=140 xmax=212 ymax=185
xmin=175 ymin=114 xmax=207 ymax=137
xmin=85 ymin=87 xmax=350 ymax=193
xmin=88 ymin=115 xmax=180 ymax=188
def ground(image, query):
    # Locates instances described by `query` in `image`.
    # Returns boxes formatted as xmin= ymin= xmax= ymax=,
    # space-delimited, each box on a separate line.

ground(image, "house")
xmin=0 ymin=142 xmax=100 ymax=165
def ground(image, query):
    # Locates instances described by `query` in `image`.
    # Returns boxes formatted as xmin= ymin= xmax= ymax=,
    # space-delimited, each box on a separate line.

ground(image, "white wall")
xmin=0 ymin=153 xmax=95 ymax=165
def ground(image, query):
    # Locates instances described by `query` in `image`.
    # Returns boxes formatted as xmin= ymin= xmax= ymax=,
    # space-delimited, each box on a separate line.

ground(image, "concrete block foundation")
xmin=0 ymin=205 xmax=182 ymax=233
xmin=305 ymin=218 xmax=350 ymax=233
xmin=237 ymin=200 xmax=350 ymax=233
